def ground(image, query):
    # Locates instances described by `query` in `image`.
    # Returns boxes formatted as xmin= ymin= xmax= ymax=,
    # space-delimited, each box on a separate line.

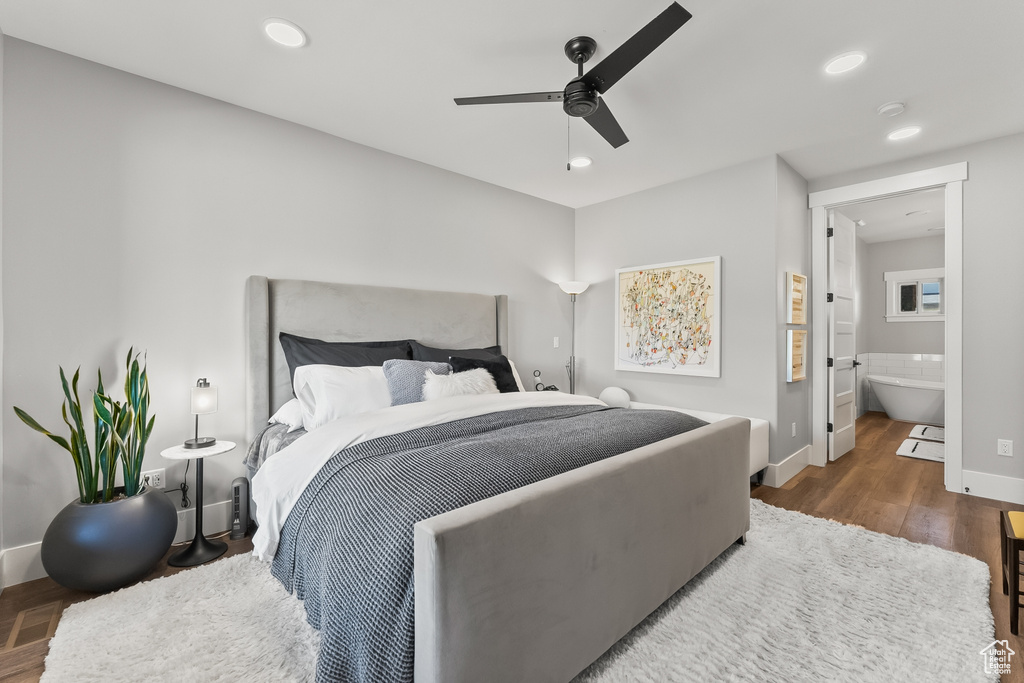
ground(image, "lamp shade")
xmin=558 ymin=281 xmax=590 ymax=295
xmin=190 ymin=380 xmax=218 ymax=415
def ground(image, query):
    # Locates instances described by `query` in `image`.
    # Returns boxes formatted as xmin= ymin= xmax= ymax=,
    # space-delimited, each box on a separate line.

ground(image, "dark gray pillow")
xmin=410 ymin=340 xmax=502 ymax=363
xmin=279 ymin=332 xmax=412 ymax=389
xmin=449 ymin=354 xmax=520 ymax=393
xmin=382 ymin=360 xmax=452 ymax=406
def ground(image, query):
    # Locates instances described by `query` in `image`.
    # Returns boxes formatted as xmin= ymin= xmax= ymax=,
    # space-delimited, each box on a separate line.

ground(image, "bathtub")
xmin=866 ymin=374 xmax=944 ymax=425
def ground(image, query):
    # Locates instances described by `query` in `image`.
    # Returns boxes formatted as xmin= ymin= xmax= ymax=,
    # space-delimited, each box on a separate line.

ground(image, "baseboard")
xmin=763 ymin=445 xmax=813 ymax=488
xmin=961 ymin=470 xmax=1024 ymax=506
xmin=172 ymin=499 xmax=233 ymax=544
xmin=1 ymin=542 xmax=47 ymax=589
xmin=0 ymin=499 xmax=232 ymax=590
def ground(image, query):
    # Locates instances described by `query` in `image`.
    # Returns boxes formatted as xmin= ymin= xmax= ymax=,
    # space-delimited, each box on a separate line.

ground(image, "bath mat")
xmin=897 ymin=438 xmax=945 ymax=462
xmin=910 ymin=424 xmax=945 ymax=442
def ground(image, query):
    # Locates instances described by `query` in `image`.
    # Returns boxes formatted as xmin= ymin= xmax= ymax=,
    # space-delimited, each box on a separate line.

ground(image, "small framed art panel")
xmin=614 ymin=256 xmax=721 ymax=377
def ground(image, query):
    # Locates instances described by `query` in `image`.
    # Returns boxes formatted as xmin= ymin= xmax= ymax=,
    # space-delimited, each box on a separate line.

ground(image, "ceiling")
xmin=840 ymin=188 xmax=946 ymax=244
xmin=0 ymin=1 xmax=1022 ymax=209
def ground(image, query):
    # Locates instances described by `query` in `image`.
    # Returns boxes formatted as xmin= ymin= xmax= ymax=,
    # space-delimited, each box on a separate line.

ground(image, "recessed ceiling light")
xmin=877 ymin=102 xmax=905 ymax=117
xmin=855 ymin=219 xmax=867 ymax=227
xmin=825 ymin=51 xmax=866 ymax=75
xmin=263 ymin=18 xmax=307 ymax=48
xmin=888 ymin=126 xmax=922 ymax=141
xmin=927 ymin=226 xmax=946 ymax=232
xmin=569 ymin=156 xmax=592 ymax=168
xmin=906 ymin=209 xmax=931 ymax=217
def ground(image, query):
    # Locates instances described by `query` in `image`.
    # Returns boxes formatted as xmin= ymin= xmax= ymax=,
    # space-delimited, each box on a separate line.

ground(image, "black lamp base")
xmin=183 ymin=436 xmax=216 ymax=449
xmin=168 ymin=533 xmax=227 ymax=567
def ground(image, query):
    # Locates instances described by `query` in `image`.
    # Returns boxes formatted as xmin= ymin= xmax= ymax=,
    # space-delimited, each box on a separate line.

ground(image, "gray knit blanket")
xmin=271 ymin=404 xmax=707 ymax=683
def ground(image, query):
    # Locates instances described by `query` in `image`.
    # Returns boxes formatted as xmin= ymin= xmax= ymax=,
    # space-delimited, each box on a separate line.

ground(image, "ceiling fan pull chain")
xmin=566 ymin=115 xmax=571 ymax=171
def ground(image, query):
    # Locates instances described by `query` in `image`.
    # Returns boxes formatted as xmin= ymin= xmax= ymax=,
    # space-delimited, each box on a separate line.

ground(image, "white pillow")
xmin=268 ymin=398 xmax=304 ymax=433
xmin=422 ymin=368 xmax=499 ymax=401
xmin=293 ymin=365 xmax=392 ymax=432
xmin=508 ymin=360 xmax=526 ymax=392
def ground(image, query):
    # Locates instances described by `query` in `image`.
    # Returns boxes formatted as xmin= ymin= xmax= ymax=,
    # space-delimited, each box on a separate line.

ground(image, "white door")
xmin=828 ymin=210 xmax=857 ymax=460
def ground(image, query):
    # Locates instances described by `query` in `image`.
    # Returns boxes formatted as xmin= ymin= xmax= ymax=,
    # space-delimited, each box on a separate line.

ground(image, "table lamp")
xmin=184 ymin=378 xmax=217 ymax=449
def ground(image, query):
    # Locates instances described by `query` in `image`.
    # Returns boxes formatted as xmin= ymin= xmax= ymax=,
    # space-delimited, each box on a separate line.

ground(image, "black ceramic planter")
xmin=41 ymin=486 xmax=177 ymax=593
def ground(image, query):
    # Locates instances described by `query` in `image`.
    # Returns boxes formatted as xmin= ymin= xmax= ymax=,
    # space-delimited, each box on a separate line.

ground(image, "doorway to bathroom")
xmin=839 ymin=188 xmax=946 ymax=466
xmin=809 ymin=162 xmax=966 ymax=493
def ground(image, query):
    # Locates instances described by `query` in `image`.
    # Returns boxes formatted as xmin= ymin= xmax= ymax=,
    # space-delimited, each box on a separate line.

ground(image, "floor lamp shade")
xmin=559 ymin=281 xmax=590 ymax=296
xmin=185 ymin=378 xmax=218 ymax=449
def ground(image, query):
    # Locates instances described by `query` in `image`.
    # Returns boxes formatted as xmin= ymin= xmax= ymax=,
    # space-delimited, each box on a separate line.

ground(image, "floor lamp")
xmin=559 ymin=281 xmax=589 ymax=394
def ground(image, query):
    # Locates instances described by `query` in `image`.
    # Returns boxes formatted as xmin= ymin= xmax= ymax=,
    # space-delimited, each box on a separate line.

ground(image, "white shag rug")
xmin=44 ymin=501 xmax=996 ymax=683
xmin=897 ymin=437 xmax=946 ymax=462
xmin=40 ymin=552 xmax=320 ymax=683
xmin=910 ymin=424 xmax=946 ymax=442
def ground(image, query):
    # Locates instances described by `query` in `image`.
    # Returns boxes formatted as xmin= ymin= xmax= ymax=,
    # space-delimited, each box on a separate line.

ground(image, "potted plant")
xmin=14 ymin=349 xmax=177 ymax=592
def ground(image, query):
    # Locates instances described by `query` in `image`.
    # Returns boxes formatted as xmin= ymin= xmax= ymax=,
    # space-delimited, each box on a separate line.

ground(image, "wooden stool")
xmin=1000 ymin=510 xmax=1024 ymax=635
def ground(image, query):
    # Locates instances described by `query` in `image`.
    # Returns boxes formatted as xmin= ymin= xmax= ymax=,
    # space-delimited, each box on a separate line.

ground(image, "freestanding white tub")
xmin=866 ymin=374 xmax=944 ymax=425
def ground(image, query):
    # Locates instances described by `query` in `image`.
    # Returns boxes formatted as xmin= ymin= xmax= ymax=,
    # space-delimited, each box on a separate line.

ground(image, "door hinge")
xmin=827 ymin=357 xmax=834 ymax=367
xmin=827 ymin=227 xmax=834 ymax=238
xmin=827 ymin=292 xmax=834 ymax=303
xmin=827 ymin=422 xmax=834 ymax=433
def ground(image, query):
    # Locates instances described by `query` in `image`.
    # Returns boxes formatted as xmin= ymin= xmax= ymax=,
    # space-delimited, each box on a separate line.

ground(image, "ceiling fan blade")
xmin=454 ymin=92 xmax=564 ymax=106
xmin=584 ymin=97 xmax=629 ymax=148
xmin=581 ymin=2 xmax=692 ymax=94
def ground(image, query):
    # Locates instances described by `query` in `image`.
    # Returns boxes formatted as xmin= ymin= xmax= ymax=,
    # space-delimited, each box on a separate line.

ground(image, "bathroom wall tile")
xmin=921 ymin=361 xmax=942 ymax=369
xmin=921 ymin=368 xmax=942 ymax=378
xmin=922 ymin=354 xmax=945 ymax=362
xmin=905 ymin=360 xmax=926 ymax=368
xmin=884 ymin=361 xmax=906 ymax=369
xmin=885 ymin=353 xmax=907 ymax=360
xmin=900 ymin=367 xmax=923 ymax=375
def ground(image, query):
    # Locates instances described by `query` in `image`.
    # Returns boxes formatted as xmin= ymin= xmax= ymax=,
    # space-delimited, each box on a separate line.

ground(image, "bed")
xmin=244 ymin=275 xmax=750 ymax=683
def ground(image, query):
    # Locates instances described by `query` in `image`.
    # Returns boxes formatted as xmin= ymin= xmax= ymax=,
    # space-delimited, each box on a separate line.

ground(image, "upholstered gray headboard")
xmin=244 ymin=276 xmax=509 ymax=445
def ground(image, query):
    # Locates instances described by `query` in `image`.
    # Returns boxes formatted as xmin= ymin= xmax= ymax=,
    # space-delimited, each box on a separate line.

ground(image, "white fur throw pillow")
xmin=422 ymin=368 xmax=499 ymax=401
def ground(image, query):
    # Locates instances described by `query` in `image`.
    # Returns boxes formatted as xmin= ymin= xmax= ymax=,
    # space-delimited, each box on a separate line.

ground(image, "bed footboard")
xmin=414 ymin=416 xmax=750 ymax=682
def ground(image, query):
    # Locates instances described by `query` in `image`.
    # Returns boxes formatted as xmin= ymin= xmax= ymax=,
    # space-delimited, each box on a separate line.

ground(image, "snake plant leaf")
xmin=92 ymin=393 xmax=114 ymax=427
xmin=13 ymin=407 xmax=72 ymax=452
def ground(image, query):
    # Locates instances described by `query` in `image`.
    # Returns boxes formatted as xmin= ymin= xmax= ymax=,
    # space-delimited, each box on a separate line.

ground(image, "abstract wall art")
xmin=615 ymin=256 xmax=721 ymax=377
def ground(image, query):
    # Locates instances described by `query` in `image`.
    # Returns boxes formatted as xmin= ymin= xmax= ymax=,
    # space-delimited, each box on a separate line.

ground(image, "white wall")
xmin=775 ymin=157 xmax=812 ymax=461
xmin=0 ymin=26 xmax=6 ymax=583
xmin=2 ymin=39 xmax=575 ymax=551
xmin=855 ymin=235 xmax=869 ymax=357
xmin=859 ymin=235 xmax=945 ymax=355
xmin=810 ymin=132 xmax=1024 ymax=480
xmin=574 ymin=155 xmax=803 ymax=465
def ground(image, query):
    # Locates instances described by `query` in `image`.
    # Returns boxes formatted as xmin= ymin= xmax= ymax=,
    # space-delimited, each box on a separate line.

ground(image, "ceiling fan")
xmin=454 ymin=3 xmax=692 ymax=149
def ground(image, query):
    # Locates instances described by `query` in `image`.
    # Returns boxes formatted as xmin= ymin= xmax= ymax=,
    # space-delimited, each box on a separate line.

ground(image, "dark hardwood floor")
xmin=754 ymin=411 xmax=1024 ymax=683
xmin=0 ymin=531 xmax=253 ymax=682
xmin=2 ymin=415 xmax=1021 ymax=681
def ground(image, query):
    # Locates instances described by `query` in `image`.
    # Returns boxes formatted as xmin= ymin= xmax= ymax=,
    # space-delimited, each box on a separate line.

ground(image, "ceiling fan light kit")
xmin=455 ymin=3 xmax=692 ymax=152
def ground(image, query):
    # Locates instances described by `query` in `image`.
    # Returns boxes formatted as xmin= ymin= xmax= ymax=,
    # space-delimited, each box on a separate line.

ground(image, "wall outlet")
xmin=792 ymin=422 xmax=797 ymax=438
xmin=553 ymin=336 xmax=560 ymax=348
xmin=142 ymin=468 xmax=166 ymax=489
xmin=998 ymin=439 xmax=1013 ymax=457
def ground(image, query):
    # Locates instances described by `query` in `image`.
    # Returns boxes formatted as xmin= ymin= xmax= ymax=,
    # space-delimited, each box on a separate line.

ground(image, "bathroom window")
xmin=885 ymin=268 xmax=944 ymax=322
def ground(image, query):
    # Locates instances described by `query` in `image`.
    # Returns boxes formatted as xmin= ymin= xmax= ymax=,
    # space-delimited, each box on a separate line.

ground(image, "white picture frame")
xmin=614 ymin=256 xmax=721 ymax=377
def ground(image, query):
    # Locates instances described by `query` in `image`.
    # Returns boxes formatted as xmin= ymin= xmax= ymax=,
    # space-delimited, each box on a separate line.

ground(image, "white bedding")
xmin=251 ymin=391 xmax=605 ymax=560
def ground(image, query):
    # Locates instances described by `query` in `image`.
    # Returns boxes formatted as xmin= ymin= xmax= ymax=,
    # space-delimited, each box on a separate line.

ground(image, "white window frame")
xmin=884 ymin=267 xmax=945 ymax=322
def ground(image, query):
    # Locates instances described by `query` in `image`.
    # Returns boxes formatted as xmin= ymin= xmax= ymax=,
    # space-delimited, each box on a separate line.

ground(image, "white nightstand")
xmin=161 ymin=440 xmax=236 ymax=567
